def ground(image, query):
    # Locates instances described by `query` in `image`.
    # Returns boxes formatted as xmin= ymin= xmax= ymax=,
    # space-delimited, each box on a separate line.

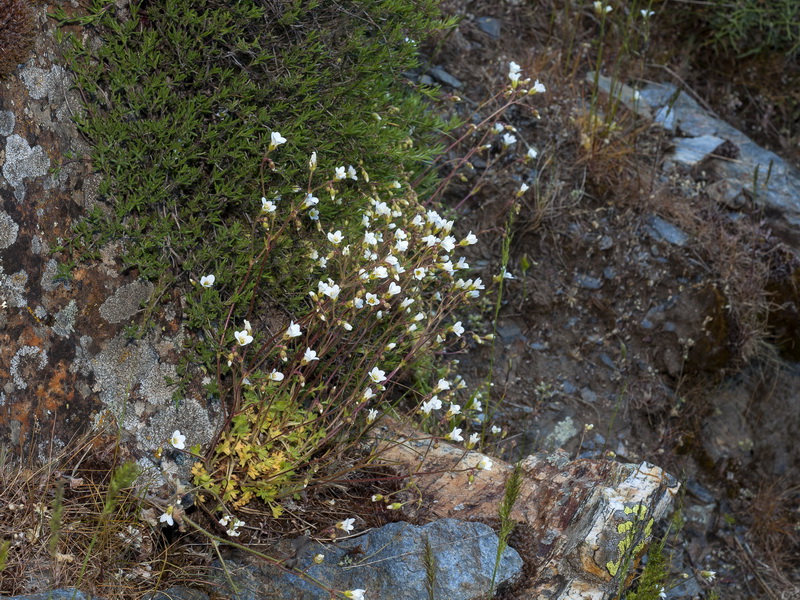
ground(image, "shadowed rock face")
xmin=0 ymin=5 xmax=219 ymax=466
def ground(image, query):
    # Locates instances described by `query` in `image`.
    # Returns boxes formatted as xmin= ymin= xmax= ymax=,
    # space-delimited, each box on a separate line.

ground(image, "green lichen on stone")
xmin=606 ymin=503 xmax=655 ymax=577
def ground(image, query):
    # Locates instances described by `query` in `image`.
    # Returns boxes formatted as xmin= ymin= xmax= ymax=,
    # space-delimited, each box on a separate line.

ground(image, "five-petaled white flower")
xmin=336 ymin=518 xmax=356 ymax=533
xmin=502 ymin=133 xmax=517 ymax=147
xmin=509 ymin=61 xmax=521 ymax=76
xmin=369 ymin=367 xmax=386 ymax=384
xmin=169 ymin=430 xmax=186 ymax=450
xmin=517 ymin=182 xmax=530 ymax=197
xmin=285 ymin=321 xmax=302 ymax=338
xmin=413 ymin=267 xmax=426 ymax=280
xmin=302 ymin=193 xmax=319 ymax=209
xmin=302 ymin=347 xmax=319 ymax=365
xmin=477 ymin=456 xmax=493 ymax=471
xmin=269 ymin=131 xmax=287 ymax=150
xmin=447 ymin=403 xmax=461 ymax=417
xmin=268 ymin=369 xmax=285 ymax=382
xmin=460 ymin=231 xmax=478 ymax=246
xmin=200 ymin=274 xmax=215 ymax=288
xmin=159 ymin=506 xmax=175 ymax=527
xmin=309 ymin=151 xmax=317 ymax=170
xmin=235 ymin=329 xmax=253 ymax=346
xmin=344 ymin=590 xmax=365 ymax=600
xmin=452 ymin=321 xmax=465 ymax=336
xmin=420 ymin=396 xmax=442 ymax=414
xmin=347 ymin=165 xmax=358 ymax=180
xmin=366 ymin=408 xmax=379 ymax=424
xmin=640 ymin=9 xmax=654 ymax=17
xmin=527 ymin=148 xmax=538 ymax=160
xmin=531 ymin=79 xmax=546 ymax=94
xmin=327 ymin=230 xmax=344 ymax=245
xmin=261 ymin=197 xmax=277 ymax=213
xmin=433 ymin=379 xmax=451 ymax=393
xmin=491 ymin=425 xmax=502 ymax=435
xmin=334 ymin=166 xmax=346 ymax=181
xmin=446 ymin=427 xmax=464 ymax=442
xmin=386 ymin=282 xmax=401 ymax=296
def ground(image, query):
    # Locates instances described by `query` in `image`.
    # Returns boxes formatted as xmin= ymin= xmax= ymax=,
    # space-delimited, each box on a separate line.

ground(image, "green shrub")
xmin=56 ymin=0 xmax=456 ymax=379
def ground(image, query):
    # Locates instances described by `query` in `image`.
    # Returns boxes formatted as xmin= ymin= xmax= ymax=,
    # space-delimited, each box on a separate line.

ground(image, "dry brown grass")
xmin=0 ymin=430 xmax=179 ymax=599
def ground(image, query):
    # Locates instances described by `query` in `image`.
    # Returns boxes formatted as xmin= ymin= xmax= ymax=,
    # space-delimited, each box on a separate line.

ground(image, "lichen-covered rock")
xmin=372 ymin=423 xmax=680 ymax=600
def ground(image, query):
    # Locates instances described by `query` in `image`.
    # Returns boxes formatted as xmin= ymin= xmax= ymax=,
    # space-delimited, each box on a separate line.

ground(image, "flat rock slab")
xmin=213 ymin=519 xmax=522 ymax=600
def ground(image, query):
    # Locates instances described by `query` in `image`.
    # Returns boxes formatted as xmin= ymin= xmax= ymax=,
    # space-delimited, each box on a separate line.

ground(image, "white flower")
xmin=471 ymin=398 xmax=482 ymax=412
xmin=491 ymin=425 xmax=502 ymax=435
xmin=309 ymin=151 xmax=317 ymax=170
xmin=459 ymin=232 xmax=478 ymax=246
xmin=477 ymin=456 xmax=493 ymax=471
xmin=434 ymin=379 xmax=451 ymax=393
xmin=364 ymin=231 xmax=378 ymax=246
xmin=344 ymin=590 xmax=365 ymax=600
xmin=419 ymin=396 xmax=442 ymax=415
xmin=641 ymin=9 xmax=655 ymax=17
xmin=369 ymin=367 xmax=386 ymax=384
xmin=493 ymin=122 xmax=505 ymax=134
xmin=362 ymin=388 xmax=375 ymax=401
xmin=308 ymin=208 xmax=320 ymax=220
xmin=336 ymin=518 xmax=355 ymax=533
xmin=159 ymin=507 xmax=174 ymax=527
xmin=452 ymin=321 xmax=465 ymax=336
xmin=327 ymin=230 xmax=344 ymax=245
xmin=334 ymin=166 xmax=346 ymax=181
xmin=422 ymin=234 xmax=439 ymax=247
xmin=394 ymin=239 xmax=409 ymax=252
xmin=508 ymin=61 xmax=522 ymax=75
xmin=302 ymin=347 xmax=319 ymax=365
xmin=527 ymin=148 xmax=538 ymax=160
xmin=446 ymin=427 xmax=464 ymax=442
xmin=392 ymin=180 xmax=401 ymax=189
xmin=235 ymin=329 xmax=254 ymax=346
xmin=366 ymin=408 xmax=379 ymax=424
xmin=502 ymin=133 xmax=517 ymax=147
xmin=530 ymin=79 xmax=546 ymax=94
xmin=509 ymin=72 xmax=520 ymax=86
xmin=199 ymin=274 xmax=216 ymax=288
xmin=261 ymin=197 xmax=277 ymax=213
xmin=658 ymin=587 xmax=666 ymax=599
xmin=365 ymin=293 xmax=380 ymax=307
xmin=268 ymin=369 xmax=284 ymax=382
xmin=700 ymin=571 xmax=717 ymax=582
xmin=169 ymin=430 xmax=186 ymax=450
xmin=455 ymin=257 xmax=469 ymax=270
xmin=371 ymin=266 xmax=388 ymax=279
xmin=593 ymin=1 xmax=612 ymax=14
xmin=413 ymin=267 xmax=427 ymax=280
xmin=400 ymin=298 xmax=415 ymax=309
xmin=342 ymin=321 xmax=353 ymax=331
xmin=285 ymin=321 xmax=302 ymax=338
xmin=313 ymin=553 xmax=324 ymax=564
xmin=386 ymin=282 xmax=401 ymax=296
xmin=218 ymin=515 xmax=231 ymax=527
xmin=447 ymin=403 xmax=461 ymax=417
xmin=269 ymin=131 xmax=287 ymax=149
xmin=226 ymin=518 xmax=245 ymax=537
xmin=347 ymin=165 xmax=358 ymax=180
xmin=440 ymin=236 xmax=456 ymax=252
xmin=468 ymin=432 xmax=480 ymax=447
xmin=517 ymin=182 xmax=530 ymax=197
xmin=302 ymin=193 xmax=319 ymax=209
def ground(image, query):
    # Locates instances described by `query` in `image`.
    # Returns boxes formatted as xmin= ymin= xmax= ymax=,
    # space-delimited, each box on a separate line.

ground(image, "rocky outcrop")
xmin=372 ymin=424 xmax=680 ymax=599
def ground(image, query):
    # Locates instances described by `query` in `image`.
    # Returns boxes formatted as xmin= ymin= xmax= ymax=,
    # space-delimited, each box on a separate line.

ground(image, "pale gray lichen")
xmin=10 ymin=345 xmax=48 ymax=390
xmin=99 ymin=279 xmax=154 ymax=323
xmin=2 ymin=134 xmax=50 ymax=201
xmin=40 ymin=258 xmax=67 ymax=292
xmin=0 ymin=267 xmax=28 ymax=307
xmin=20 ymin=65 xmax=67 ymax=103
xmin=30 ymin=234 xmax=46 ymax=255
xmin=0 ymin=211 xmax=19 ymax=249
xmin=52 ymin=299 xmax=78 ymax=337
xmin=0 ymin=110 xmax=15 ymax=137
